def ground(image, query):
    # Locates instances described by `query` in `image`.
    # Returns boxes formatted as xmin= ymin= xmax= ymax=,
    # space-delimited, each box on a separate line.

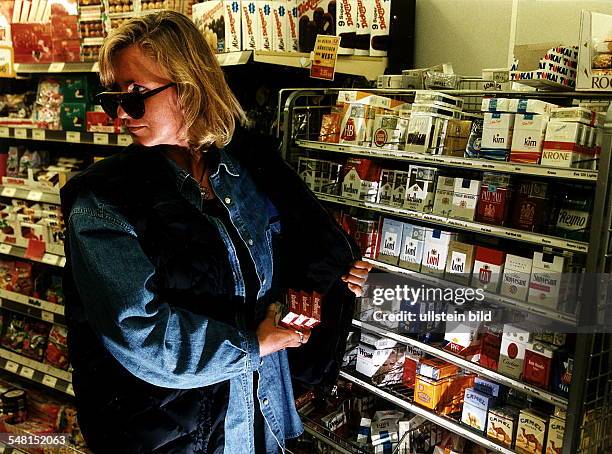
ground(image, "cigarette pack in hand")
xmin=279 ymin=289 xmax=323 ymax=330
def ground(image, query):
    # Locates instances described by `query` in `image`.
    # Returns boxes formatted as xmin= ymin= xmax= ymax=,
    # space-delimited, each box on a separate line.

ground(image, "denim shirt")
xmin=67 ymin=149 xmax=304 ymax=453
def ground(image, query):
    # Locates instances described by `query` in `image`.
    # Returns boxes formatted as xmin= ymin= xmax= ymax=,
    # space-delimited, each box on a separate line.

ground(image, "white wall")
xmin=413 ymin=0 xmax=612 ymax=76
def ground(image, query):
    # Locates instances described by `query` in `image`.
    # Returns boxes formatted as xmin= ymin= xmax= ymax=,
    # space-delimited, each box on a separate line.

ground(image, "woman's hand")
xmin=341 ymin=260 xmax=373 ymax=297
xmin=256 ymin=305 xmax=311 ymax=357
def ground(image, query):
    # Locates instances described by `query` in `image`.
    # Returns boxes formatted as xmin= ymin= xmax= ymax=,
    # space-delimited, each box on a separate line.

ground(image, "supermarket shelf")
xmin=0 ymin=443 xmax=28 ymax=454
xmin=0 ymin=185 xmax=60 ymax=205
xmin=0 ymin=288 xmax=65 ymax=326
xmin=366 ymin=258 xmax=577 ymax=325
xmin=339 ymin=368 xmax=516 ymax=454
xmin=296 ymin=140 xmax=599 ymax=183
xmin=353 ymin=319 xmax=569 ymax=408
xmin=0 ymin=242 xmax=65 ymax=266
xmin=0 ymin=348 xmax=72 ymax=396
xmin=302 ymin=417 xmax=366 ymax=454
xmin=0 ymin=126 xmax=132 ymax=147
xmin=315 ymin=192 xmax=589 ymax=253
xmin=14 ymin=51 xmax=253 ymax=73
xmin=253 ymin=51 xmax=387 ymax=81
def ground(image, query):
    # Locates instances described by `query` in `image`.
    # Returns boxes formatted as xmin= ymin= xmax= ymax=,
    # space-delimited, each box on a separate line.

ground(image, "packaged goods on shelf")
xmin=498 ymin=323 xmax=532 ymax=379
xmin=398 ymin=223 xmax=425 ymax=271
xmin=377 ymin=169 xmax=394 ymax=205
xmin=545 ymin=415 xmax=565 ymax=454
xmin=424 ymin=71 xmax=461 ymax=90
xmin=479 ymin=324 xmax=503 ymax=372
xmin=271 ymin=1 xmax=288 ymax=52
xmin=339 ymin=103 xmax=372 ymax=145
xmin=1 ymin=314 xmax=51 ymax=362
xmin=335 ymin=0 xmax=357 ymax=55
xmin=510 ymin=179 xmax=549 ymax=232
xmin=450 ymin=178 xmax=480 ymax=221
xmin=508 ymin=99 xmax=558 ymax=116
xmin=370 ymin=0 xmax=390 ymax=57
xmin=192 ymin=0 xmax=241 ymax=53
xmin=240 ymin=0 xmax=257 ymax=50
xmin=474 ymin=377 xmax=503 ymax=398
xmin=443 ymin=317 xmax=482 ymax=361
xmin=481 ymin=112 xmax=515 ymax=161
xmin=475 ymin=172 xmax=512 ymax=226
xmin=516 ymin=409 xmax=547 ymax=454
xmin=377 ymin=75 xmax=404 ymax=89
xmin=355 ymin=342 xmax=405 ymax=386
xmin=357 ymin=416 xmax=371 ymax=443
xmin=421 ymin=228 xmax=456 ymax=276
xmin=533 ymin=331 xmax=566 ymax=347
xmin=355 ymin=218 xmax=379 ymax=259
xmin=415 ymin=91 xmax=464 ymax=111
xmin=371 ymin=113 xmax=409 ymax=150
xmin=318 ymin=113 xmax=341 ymax=142
xmin=481 ymin=97 xmax=511 ymax=113
xmin=550 ymin=107 xmax=604 ymax=126
xmin=442 ymin=119 xmax=472 ymax=156
xmin=444 ymin=240 xmax=475 ymax=286
xmin=44 ymin=325 xmax=69 ymax=370
xmin=461 ymin=387 xmax=497 ymax=433
xmin=432 ymin=175 xmax=454 ymax=217
xmin=360 ymin=332 xmax=398 ymax=350
xmin=414 ymin=373 xmax=474 ymax=415
xmin=297 ymin=0 xmax=337 ymax=53
xmin=552 ymin=184 xmax=591 ymax=241
xmin=512 ymin=45 xmax=578 ymax=90
xmin=354 ymin=0 xmax=372 ymax=56
xmin=528 ymin=252 xmax=567 ymax=310
xmin=402 ymin=344 xmax=423 ymax=389
xmin=107 ymin=0 xmax=133 ymax=14
xmin=34 ymin=78 xmax=63 ymax=130
xmin=552 ymin=349 xmax=572 ymax=397
xmin=376 ymin=218 xmax=403 ymax=265
xmin=86 ymin=111 xmax=122 ymax=134
xmin=510 ymin=114 xmax=549 ymax=164
xmin=321 ymin=407 xmax=347 ymax=432
xmin=523 ymin=341 xmax=556 ymax=389
xmin=541 ymin=120 xmax=583 ymax=168
xmin=471 ymin=246 xmax=505 ymax=293
xmin=341 ymin=158 xmax=381 ymax=202
xmin=417 ymin=358 xmax=460 ymax=381
xmin=404 ymin=165 xmax=437 ymax=212
xmin=487 ymin=406 xmax=519 ymax=449
xmin=500 ymin=254 xmax=533 ymax=302
xmin=465 ymin=118 xmax=484 ymax=158
xmin=406 ymin=105 xmax=460 ymax=154
xmin=371 ymin=417 xmax=399 ymax=445
xmin=60 ymin=102 xmax=87 ymax=132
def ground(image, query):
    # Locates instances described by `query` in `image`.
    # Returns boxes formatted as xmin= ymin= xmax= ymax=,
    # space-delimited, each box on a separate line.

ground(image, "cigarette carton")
xmin=377 ymin=169 xmax=395 ymax=206
xmin=341 ymin=158 xmax=381 ymax=202
xmin=481 ymin=113 xmax=515 ymax=161
xmin=372 ymin=114 xmax=408 ymax=150
xmin=445 ymin=240 xmax=475 ymax=286
xmin=472 ymin=246 xmax=505 ymax=293
xmin=508 ymin=99 xmax=557 ymax=115
xmin=442 ymin=119 xmax=472 ymax=156
xmin=461 ymin=388 xmax=496 ymax=433
xmin=550 ymin=107 xmax=603 ymax=126
xmin=510 ymin=180 xmax=549 ymax=232
xmin=360 ymin=332 xmax=397 ymax=350
xmin=498 ymin=323 xmax=532 ymax=379
xmin=377 ymin=218 xmax=403 ymax=265
xmin=450 ymin=178 xmax=481 ymax=221
xmin=479 ymin=325 xmax=502 ymax=370
xmin=402 ymin=345 xmax=422 ymax=389
xmin=516 ymin=409 xmax=547 ymax=454
xmin=321 ymin=408 xmax=347 ymax=432
xmin=541 ymin=121 xmax=583 ymax=168
xmin=371 ymin=418 xmax=398 ymax=445
xmin=421 ymin=228 xmax=456 ymax=276
xmin=475 ymin=172 xmax=512 ymax=226
xmin=481 ymin=97 xmax=511 ymax=112
xmin=545 ymin=416 xmax=565 ymax=454
xmin=528 ymin=252 xmax=567 ymax=310
xmin=390 ymin=170 xmax=408 ymax=208
xmin=510 ymin=114 xmax=549 ymax=164
xmin=474 ymin=377 xmax=503 ymax=397
xmin=398 ymin=224 xmax=425 ymax=271
xmin=501 ymin=254 xmax=532 ymax=302
xmin=417 ymin=358 xmax=459 ymax=380
xmin=487 ymin=406 xmax=519 ymax=449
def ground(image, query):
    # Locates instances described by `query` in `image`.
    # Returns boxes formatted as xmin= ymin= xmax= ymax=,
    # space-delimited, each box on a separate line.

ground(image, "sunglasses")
xmin=95 ymin=82 xmax=176 ymax=120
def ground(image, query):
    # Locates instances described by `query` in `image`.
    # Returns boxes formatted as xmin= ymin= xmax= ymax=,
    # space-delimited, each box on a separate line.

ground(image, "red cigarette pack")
xmin=306 ymin=291 xmax=322 ymax=328
xmin=280 ymin=289 xmax=301 ymax=329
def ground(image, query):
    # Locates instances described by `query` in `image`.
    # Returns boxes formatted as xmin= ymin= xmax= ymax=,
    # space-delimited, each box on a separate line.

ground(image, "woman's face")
xmin=111 ymin=45 xmax=187 ymax=147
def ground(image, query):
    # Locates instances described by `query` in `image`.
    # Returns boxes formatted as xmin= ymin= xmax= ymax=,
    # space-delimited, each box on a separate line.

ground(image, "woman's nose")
xmin=117 ymin=103 xmax=130 ymax=119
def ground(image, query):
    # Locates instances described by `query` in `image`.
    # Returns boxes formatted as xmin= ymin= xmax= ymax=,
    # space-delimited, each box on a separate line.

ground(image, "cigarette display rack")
xmin=280 ymin=88 xmax=612 ymax=454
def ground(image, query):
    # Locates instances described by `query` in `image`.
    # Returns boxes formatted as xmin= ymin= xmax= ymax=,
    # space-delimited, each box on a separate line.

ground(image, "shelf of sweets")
xmin=0 ymin=126 xmax=132 ymax=148
xmin=0 ymin=349 xmax=72 ymax=396
xmin=0 ymin=288 xmax=65 ymax=327
xmin=353 ymin=318 xmax=569 ymax=409
xmin=296 ymin=140 xmax=599 ymax=183
xmin=338 ymin=368 xmax=516 ymax=454
xmin=365 ymin=259 xmax=577 ymax=325
xmin=0 ymin=186 xmax=60 ymax=206
xmin=0 ymin=242 xmax=64 ymax=268
xmin=315 ymin=192 xmax=589 ymax=253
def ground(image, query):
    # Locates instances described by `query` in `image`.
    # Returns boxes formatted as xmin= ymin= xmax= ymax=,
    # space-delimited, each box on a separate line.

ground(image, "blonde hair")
xmin=98 ymin=11 xmax=245 ymax=149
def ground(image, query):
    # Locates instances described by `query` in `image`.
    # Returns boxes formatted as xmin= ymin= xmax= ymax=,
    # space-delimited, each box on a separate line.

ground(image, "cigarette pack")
xmin=445 ymin=241 xmax=475 ymax=286
xmin=421 ymin=228 xmax=456 ymax=276
xmin=342 ymin=158 xmax=381 ymax=201
xmin=498 ymin=323 xmax=532 ymax=379
xmin=377 ymin=169 xmax=395 ymax=206
xmin=415 ymin=91 xmax=464 ymax=110
xmin=545 ymin=416 xmax=565 ymax=454
xmin=523 ymin=341 xmax=556 ymax=389
xmin=501 ymin=254 xmax=532 ymax=302
xmin=509 ymin=98 xmax=557 ymax=115
xmin=297 ymin=157 xmax=317 ymax=190
xmin=472 ymin=246 xmax=505 ymax=293
xmin=510 ymin=180 xmax=549 ymax=232
xmin=481 ymin=112 xmax=515 ymax=161
xmin=487 ymin=406 xmax=519 ymax=449
xmin=417 ymin=358 xmax=460 ymax=380
xmin=474 ymin=377 xmax=503 ymax=397
xmin=479 ymin=325 xmax=502 ymax=370
xmin=321 ymin=408 xmax=347 ymax=432
xmin=541 ymin=121 xmax=582 ymax=168
xmin=475 ymin=172 xmax=512 ymax=226
xmin=442 ymin=119 xmax=472 ymax=156
xmin=450 ymin=178 xmax=481 ymax=221
xmin=510 ymin=114 xmax=549 ymax=164
xmin=404 ymin=165 xmax=437 ymax=212
xmin=465 ymin=118 xmax=484 ymax=158
xmin=398 ymin=224 xmax=425 ymax=271
xmin=516 ymin=409 xmax=547 ymax=454
xmin=357 ymin=417 xmax=371 ymax=443
xmin=241 ymin=1 xmax=257 ymax=50
xmin=371 ymin=418 xmax=398 ymax=445
xmin=443 ymin=314 xmax=481 ymax=361
xmin=377 ymin=75 xmax=404 ymax=89
xmin=481 ymin=97 xmax=511 ymax=112
xmin=337 ymin=0 xmax=357 ymax=55
xmin=354 ymin=0 xmax=372 ymax=56
xmin=390 ymin=170 xmax=409 ymax=207
xmin=461 ymin=388 xmax=496 ymax=433
xmin=339 ymin=103 xmax=371 ymax=145
xmin=550 ymin=107 xmax=603 ymax=126
xmin=319 ymin=113 xmax=341 ymax=143
xmin=356 ymin=343 xmax=406 ymax=385
xmin=280 ymin=288 xmax=302 ymax=328
xmin=360 ymin=332 xmax=397 ymax=350
xmin=402 ymin=345 xmax=422 ymax=389
xmin=552 ymin=349 xmax=572 ymax=397
xmin=377 ymin=218 xmax=403 ymax=265
xmin=371 ymin=114 xmax=408 ymax=150
xmin=299 ymin=290 xmax=312 ymax=324
xmin=432 ymin=175 xmax=455 ymax=217
xmin=411 ymin=103 xmax=462 ymax=119
xmin=370 ymin=0 xmax=390 ymax=57
xmin=271 ymin=1 xmax=287 ymax=52
xmin=528 ymin=252 xmax=567 ymax=310
xmin=255 ymin=0 xmax=274 ymax=51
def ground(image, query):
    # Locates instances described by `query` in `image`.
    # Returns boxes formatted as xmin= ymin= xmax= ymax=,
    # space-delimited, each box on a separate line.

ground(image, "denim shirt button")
xmin=224 ymin=197 xmax=231 ymax=204
xmin=247 ymin=239 xmax=254 ymax=246
xmin=262 ymin=398 xmax=269 ymax=407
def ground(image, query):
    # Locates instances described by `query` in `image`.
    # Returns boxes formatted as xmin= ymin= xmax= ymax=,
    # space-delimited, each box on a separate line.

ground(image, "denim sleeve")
xmin=67 ymin=196 xmax=260 ymax=389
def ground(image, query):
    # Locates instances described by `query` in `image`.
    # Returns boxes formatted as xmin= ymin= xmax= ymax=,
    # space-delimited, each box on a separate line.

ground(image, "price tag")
xmin=14 ymin=128 xmax=27 ymax=139
xmin=27 ymin=190 xmax=43 ymax=201
xmin=58 ymin=257 xmax=66 ymax=267
xmin=48 ymin=62 xmax=65 ymax=72
xmin=5 ymin=361 xmax=18 ymax=373
xmin=19 ymin=366 xmax=34 ymax=379
xmin=42 ymin=253 xmax=58 ymax=265
xmin=66 ymin=383 xmax=74 ymax=395
xmin=42 ymin=311 xmax=54 ymax=322
xmin=0 ymin=126 xmax=9 ymax=137
xmin=0 ymin=244 xmax=11 ymax=255
xmin=93 ymin=133 xmax=109 ymax=145
xmin=32 ymin=129 xmax=46 ymax=140
xmin=66 ymin=131 xmax=81 ymax=143
xmin=117 ymin=134 xmax=131 ymax=146
xmin=42 ymin=374 xmax=58 ymax=388
xmin=1 ymin=186 xmax=16 ymax=197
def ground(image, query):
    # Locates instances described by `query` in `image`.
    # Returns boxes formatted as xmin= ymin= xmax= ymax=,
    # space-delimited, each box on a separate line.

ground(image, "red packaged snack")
xmin=13 ymin=261 xmax=33 ymax=296
xmin=44 ymin=325 xmax=69 ymax=370
xmin=21 ymin=319 xmax=51 ymax=362
xmin=86 ymin=111 xmax=123 ymax=134
xmin=0 ymin=259 xmax=15 ymax=291
xmin=1 ymin=314 xmax=28 ymax=353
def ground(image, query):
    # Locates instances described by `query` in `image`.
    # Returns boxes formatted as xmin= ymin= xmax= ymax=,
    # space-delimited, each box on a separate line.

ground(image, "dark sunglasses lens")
xmin=98 ymin=95 xmax=120 ymax=119
xmin=121 ymin=93 xmax=145 ymax=120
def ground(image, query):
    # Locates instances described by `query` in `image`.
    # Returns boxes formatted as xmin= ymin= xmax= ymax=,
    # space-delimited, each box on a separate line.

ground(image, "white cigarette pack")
xmin=399 ymin=224 xmax=425 ymax=271
xmin=528 ymin=252 xmax=567 ymax=310
xmin=510 ymin=114 xmax=549 ymax=164
xmin=450 ymin=178 xmax=481 ymax=221
xmin=501 ymin=254 xmax=532 ymax=302
xmin=551 ymin=107 xmax=604 ymax=126
xmin=255 ymin=0 xmax=274 ymax=51
xmin=421 ymin=228 xmax=456 ymax=276
xmin=241 ymin=1 xmax=258 ymax=50
xmin=541 ymin=121 xmax=582 ymax=168
xmin=508 ymin=99 xmax=558 ymax=115
xmin=377 ymin=218 xmax=403 ymax=265
xmin=498 ymin=323 xmax=532 ymax=379
xmin=481 ymin=113 xmax=515 ymax=150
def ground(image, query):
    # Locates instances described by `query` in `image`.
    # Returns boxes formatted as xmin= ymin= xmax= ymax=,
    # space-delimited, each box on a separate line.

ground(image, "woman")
xmin=60 ymin=11 xmax=371 ymax=454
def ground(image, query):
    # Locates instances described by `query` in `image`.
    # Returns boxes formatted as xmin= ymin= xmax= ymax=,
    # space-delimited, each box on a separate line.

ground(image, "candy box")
xmin=241 ymin=1 xmax=257 ymax=50
xmin=472 ymin=246 xmax=505 ymax=294
xmin=376 ymin=218 xmax=403 ymax=265
xmin=417 ymin=358 xmax=459 ymax=380
xmin=192 ymin=1 xmax=226 ymax=53
xmin=461 ymin=388 xmax=496 ymax=433
xmin=432 ymin=175 xmax=455 ymax=217
xmin=545 ymin=416 xmax=565 ymax=454
xmin=523 ymin=341 xmax=556 ymax=389
xmin=516 ymin=409 xmax=547 ymax=454
xmin=444 ymin=240 xmax=475 ymax=286
xmin=398 ymin=224 xmax=425 ymax=271
xmin=270 ymin=1 xmax=287 ymax=52
xmin=370 ymin=0 xmax=391 ymax=57
xmin=498 ymin=323 xmax=532 ymax=379
xmin=297 ymin=0 xmax=337 ymax=53
xmin=501 ymin=254 xmax=533 ymax=302
xmin=60 ymin=102 xmax=87 ymax=132
xmin=528 ymin=252 xmax=567 ymax=310
xmin=11 ymin=23 xmax=53 ymax=63
xmin=421 ymin=228 xmax=456 ymax=276
xmin=86 ymin=111 xmax=122 ymax=134
xmin=44 ymin=325 xmax=69 ymax=370
xmin=450 ymin=178 xmax=481 ymax=221
xmin=487 ymin=406 xmax=519 ymax=449
xmin=354 ymin=0 xmax=372 ymax=56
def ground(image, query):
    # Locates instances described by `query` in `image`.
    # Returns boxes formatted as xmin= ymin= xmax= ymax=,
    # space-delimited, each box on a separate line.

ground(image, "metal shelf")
xmin=0 ymin=126 xmax=131 ymax=147
xmin=0 ymin=443 xmax=28 ymax=454
xmin=0 ymin=185 xmax=60 ymax=205
xmin=0 ymin=241 xmax=65 ymax=266
xmin=315 ymin=192 xmax=589 ymax=253
xmin=0 ymin=348 xmax=72 ymax=396
xmin=353 ymin=318 xmax=569 ymax=408
xmin=366 ymin=258 xmax=577 ymax=325
xmin=0 ymin=289 xmax=65 ymax=327
xmin=296 ymin=140 xmax=599 ymax=183
xmin=301 ymin=417 xmax=369 ymax=454
xmin=339 ymin=368 xmax=516 ymax=454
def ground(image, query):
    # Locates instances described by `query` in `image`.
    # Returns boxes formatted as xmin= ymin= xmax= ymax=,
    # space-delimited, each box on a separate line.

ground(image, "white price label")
xmin=42 ymin=253 xmax=58 ymax=265
xmin=66 ymin=131 xmax=81 ymax=143
xmin=14 ymin=128 xmax=27 ymax=139
xmin=48 ymin=62 xmax=65 ymax=72
xmin=93 ymin=133 xmax=109 ymax=145
xmin=66 ymin=383 xmax=74 ymax=395
xmin=1 ymin=187 xmax=16 ymax=197
xmin=32 ymin=129 xmax=46 ymax=141
xmin=42 ymin=311 xmax=54 ymax=322
xmin=19 ymin=366 xmax=34 ymax=379
xmin=0 ymin=127 xmax=9 ymax=137
xmin=5 ymin=361 xmax=18 ymax=373
xmin=58 ymin=257 xmax=66 ymax=267
xmin=117 ymin=134 xmax=131 ymax=146
xmin=42 ymin=374 xmax=58 ymax=388
xmin=0 ymin=244 xmax=11 ymax=255
xmin=28 ymin=190 xmax=43 ymax=201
